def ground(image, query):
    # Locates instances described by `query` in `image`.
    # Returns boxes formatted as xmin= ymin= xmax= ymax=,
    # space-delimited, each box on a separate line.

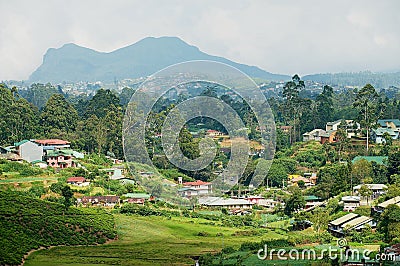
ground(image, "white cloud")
xmin=0 ymin=0 xmax=399 ymax=80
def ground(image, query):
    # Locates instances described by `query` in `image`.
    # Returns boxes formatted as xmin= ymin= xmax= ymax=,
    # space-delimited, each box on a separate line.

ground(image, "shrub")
xmin=197 ymin=231 xmax=210 ymax=237
xmin=221 ymin=246 xmax=236 ymax=254
xmin=198 ymin=253 xmax=214 ymax=265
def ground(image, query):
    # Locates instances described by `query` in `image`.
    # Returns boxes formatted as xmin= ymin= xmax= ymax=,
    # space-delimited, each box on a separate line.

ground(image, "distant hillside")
xmin=29 ymin=37 xmax=289 ymax=83
xmin=303 ymin=71 xmax=400 ymax=88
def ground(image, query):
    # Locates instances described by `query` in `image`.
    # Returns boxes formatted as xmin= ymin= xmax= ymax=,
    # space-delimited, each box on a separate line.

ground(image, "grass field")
xmin=24 ymin=214 xmax=287 ymax=266
xmin=0 ymin=176 xmax=58 ymax=183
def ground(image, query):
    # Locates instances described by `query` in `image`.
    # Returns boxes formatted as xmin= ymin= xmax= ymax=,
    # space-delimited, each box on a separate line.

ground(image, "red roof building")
xmin=67 ymin=176 xmax=86 ymax=183
xmin=34 ymin=139 xmax=71 ymax=146
xmin=183 ymin=180 xmax=212 ymax=186
xmin=182 ymin=180 xmax=212 ymax=196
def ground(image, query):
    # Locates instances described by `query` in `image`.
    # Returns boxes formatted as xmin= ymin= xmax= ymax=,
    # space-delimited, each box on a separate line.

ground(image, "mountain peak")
xmin=29 ymin=37 xmax=289 ymax=83
xmin=62 ymin=42 xmax=80 ymax=48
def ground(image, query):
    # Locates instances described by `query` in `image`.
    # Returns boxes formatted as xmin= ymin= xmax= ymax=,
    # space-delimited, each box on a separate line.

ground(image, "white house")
xmin=257 ymin=198 xmax=283 ymax=209
xmin=371 ymin=128 xmax=399 ymax=144
xmin=205 ymin=130 xmax=224 ymax=138
xmin=67 ymin=176 xmax=90 ymax=187
xmin=377 ymin=119 xmax=400 ymax=130
xmin=302 ymin=129 xmax=325 ymax=142
xmin=353 ymin=184 xmax=387 ymax=199
xmin=342 ymin=196 xmax=361 ymax=212
xmin=182 ymin=180 xmax=212 ymax=195
xmin=178 ymin=187 xmax=199 ymax=198
xmin=103 ymin=168 xmax=125 ymax=180
xmin=14 ymin=140 xmax=43 ymax=163
xmin=326 ymin=119 xmax=360 ymax=138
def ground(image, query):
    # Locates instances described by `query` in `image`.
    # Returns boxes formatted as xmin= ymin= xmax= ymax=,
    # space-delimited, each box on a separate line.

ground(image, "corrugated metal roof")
xmin=205 ymin=198 xmax=253 ymax=206
xmin=330 ymin=213 xmax=359 ymax=226
xmin=353 ymin=184 xmax=387 ymax=190
xmin=123 ymin=193 xmax=150 ymax=199
xmin=342 ymin=196 xmax=360 ymax=202
xmin=372 ymin=128 xmax=398 ymax=136
xmin=378 ymin=196 xmax=400 ymax=208
xmin=198 ymin=196 xmax=254 ymax=206
xmin=341 ymin=216 xmax=372 ymax=229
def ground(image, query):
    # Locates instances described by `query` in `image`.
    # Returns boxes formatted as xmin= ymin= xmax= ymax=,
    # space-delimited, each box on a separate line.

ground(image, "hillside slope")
xmin=0 ymin=191 xmax=116 ymax=265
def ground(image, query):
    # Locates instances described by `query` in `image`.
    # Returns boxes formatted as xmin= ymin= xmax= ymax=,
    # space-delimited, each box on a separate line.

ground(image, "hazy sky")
xmin=1 ymin=0 xmax=399 ymax=80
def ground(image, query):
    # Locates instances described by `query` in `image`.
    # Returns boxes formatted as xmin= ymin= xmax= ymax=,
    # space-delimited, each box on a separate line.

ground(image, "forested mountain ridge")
xmin=303 ymin=71 xmax=400 ymax=88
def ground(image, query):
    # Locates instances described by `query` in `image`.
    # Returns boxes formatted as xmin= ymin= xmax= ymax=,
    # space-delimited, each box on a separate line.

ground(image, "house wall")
xmin=211 ymin=204 xmax=252 ymax=209
xmin=182 ymin=190 xmax=199 ymax=197
xmin=185 ymin=184 xmax=212 ymax=195
xmin=373 ymin=131 xmax=399 ymax=144
xmin=127 ymin=198 xmax=145 ymax=204
xmin=19 ymin=142 xmax=43 ymax=163
xmin=343 ymin=202 xmax=360 ymax=211
xmin=326 ymin=122 xmax=340 ymax=131
xmin=47 ymin=155 xmax=74 ymax=168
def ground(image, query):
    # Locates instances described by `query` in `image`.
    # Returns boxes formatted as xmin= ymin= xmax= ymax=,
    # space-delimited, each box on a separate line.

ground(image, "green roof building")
xmin=352 ymin=156 xmax=388 ymax=165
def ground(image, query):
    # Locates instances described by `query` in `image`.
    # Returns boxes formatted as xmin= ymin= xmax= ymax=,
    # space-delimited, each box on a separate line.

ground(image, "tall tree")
xmin=352 ymin=159 xmax=372 ymax=185
xmin=353 ymin=84 xmax=379 ymax=152
xmin=0 ymin=84 xmax=39 ymax=145
xmin=40 ymin=94 xmax=79 ymax=137
xmin=119 ymin=87 xmax=135 ymax=107
xmin=282 ymin=74 xmax=305 ymax=143
xmin=358 ymin=184 xmax=372 ymax=204
xmin=85 ymin=89 xmax=120 ymax=118
xmin=61 ymin=185 xmax=74 ymax=209
xmin=23 ymin=83 xmax=58 ymax=109
xmin=378 ymin=204 xmax=400 ymax=242
xmin=316 ymin=163 xmax=350 ymax=198
xmin=284 ymin=187 xmax=306 ymax=216
xmin=388 ymin=151 xmax=400 ymax=183
xmin=335 ymin=125 xmax=349 ymax=162
xmin=308 ymin=208 xmax=331 ymax=233
xmin=316 ymin=85 xmax=334 ymax=128
xmin=381 ymin=132 xmax=393 ymax=156
xmin=103 ymin=104 xmax=123 ymax=158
